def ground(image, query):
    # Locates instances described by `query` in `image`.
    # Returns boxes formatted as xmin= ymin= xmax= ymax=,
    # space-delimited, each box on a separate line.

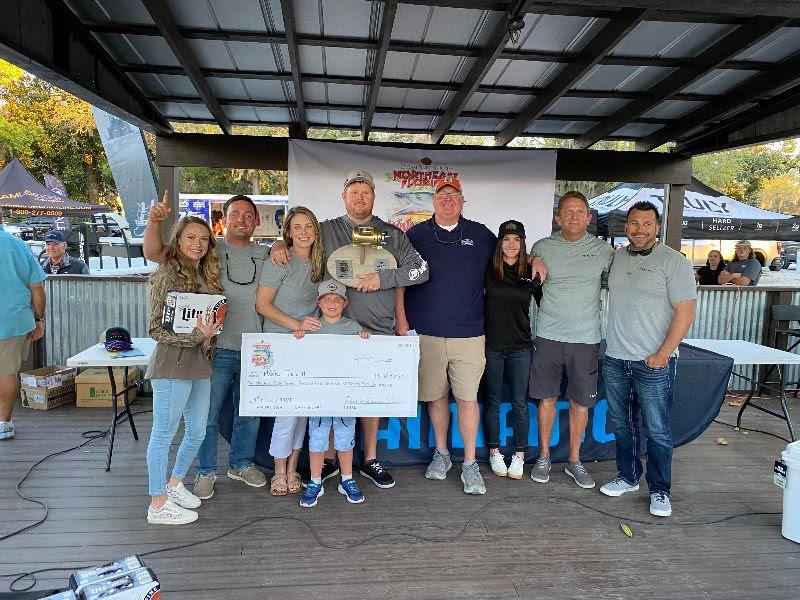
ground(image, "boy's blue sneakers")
xmin=338 ymin=478 xmax=365 ymax=504
xmin=299 ymin=481 xmax=324 ymax=507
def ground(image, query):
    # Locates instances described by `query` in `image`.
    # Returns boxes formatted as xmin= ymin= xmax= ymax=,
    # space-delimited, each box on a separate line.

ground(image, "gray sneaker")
xmin=193 ymin=473 xmax=217 ymax=500
xmin=564 ymin=461 xmax=596 ymax=489
xmin=425 ymin=449 xmax=452 ymax=480
xmin=600 ymin=476 xmax=640 ymax=497
xmin=461 ymin=461 xmax=486 ymax=495
xmin=530 ymin=456 xmax=551 ymax=483
xmin=650 ymin=492 xmax=672 ymax=517
xmin=227 ymin=465 xmax=267 ymax=488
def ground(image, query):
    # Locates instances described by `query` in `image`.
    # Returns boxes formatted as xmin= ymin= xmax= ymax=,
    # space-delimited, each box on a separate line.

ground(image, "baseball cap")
xmin=343 ymin=169 xmax=375 ymax=190
xmin=101 ymin=327 xmax=133 ymax=352
xmin=735 ymin=240 xmax=752 ymax=248
xmin=317 ymin=279 xmax=347 ymax=300
xmin=498 ymin=220 xmax=526 ymax=240
xmin=434 ymin=175 xmax=462 ymax=193
xmin=44 ymin=230 xmax=65 ymax=243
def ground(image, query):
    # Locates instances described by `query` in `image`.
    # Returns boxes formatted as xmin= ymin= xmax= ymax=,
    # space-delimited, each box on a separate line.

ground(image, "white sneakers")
xmin=489 ymin=453 xmax=525 ymax=479
xmin=507 ymin=455 xmax=525 ymax=479
xmin=148 ymin=482 xmax=202 ymax=525
xmin=489 ymin=453 xmax=508 ymax=476
xmin=147 ymin=499 xmax=198 ymax=525
xmin=167 ymin=482 xmax=202 ymax=508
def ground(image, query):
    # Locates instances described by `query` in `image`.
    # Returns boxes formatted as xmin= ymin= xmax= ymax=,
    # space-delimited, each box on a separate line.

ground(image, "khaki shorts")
xmin=418 ymin=335 xmax=486 ymax=402
xmin=0 ymin=334 xmax=31 ymax=376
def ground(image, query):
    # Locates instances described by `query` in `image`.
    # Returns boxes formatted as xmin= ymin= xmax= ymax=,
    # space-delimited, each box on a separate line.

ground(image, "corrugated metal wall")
xmin=45 ymin=278 xmax=797 ymax=390
xmin=45 ymin=277 xmax=150 ymax=366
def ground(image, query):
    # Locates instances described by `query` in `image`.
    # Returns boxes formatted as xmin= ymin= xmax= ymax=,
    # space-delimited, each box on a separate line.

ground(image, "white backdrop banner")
xmin=288 ymin=140 xmax=556 ymax=241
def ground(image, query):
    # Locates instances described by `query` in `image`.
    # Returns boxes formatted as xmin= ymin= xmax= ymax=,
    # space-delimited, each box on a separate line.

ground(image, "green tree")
xmin=692 ymin=142 xmax=798 ymax=205
xmin=0 ymin=59 xmax=117 ymax=207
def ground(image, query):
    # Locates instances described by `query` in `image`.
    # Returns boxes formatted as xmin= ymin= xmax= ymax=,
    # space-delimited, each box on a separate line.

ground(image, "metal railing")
xmin=44 ymin=276 xmax=800 ymax=389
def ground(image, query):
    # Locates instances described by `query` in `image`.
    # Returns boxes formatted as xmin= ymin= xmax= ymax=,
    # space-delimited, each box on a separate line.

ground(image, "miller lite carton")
xmin=69 ymin=555 xmax=147 ymax=592
xmin=162 ymin=291 xmax=227 ymax=334
xmin=79 ymin=567 xmax=160 ymax=600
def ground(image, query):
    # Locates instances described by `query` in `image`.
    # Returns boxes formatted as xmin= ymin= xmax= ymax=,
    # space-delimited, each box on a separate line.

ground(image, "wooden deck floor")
xmin=1 ymin=396 xmax=799 ymax=599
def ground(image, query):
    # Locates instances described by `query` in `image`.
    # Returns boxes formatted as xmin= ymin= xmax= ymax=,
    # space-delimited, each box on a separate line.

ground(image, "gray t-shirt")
xmin=259 ymin=252 xmax=318 ymax=333
xmin=309 ymin=316 xmax=362 ymax=336
xmin=606 ymin=244 xmax=697 ymax=361
xmin=216 ymin=239 xmax=269 ymax=351
xmin=321 ymin=215 xmax=429 ymax=334
xmin=531 ymin=232 xmax=613 ymax=344
xmin=724 ymin=258 xmax=761 ymax=285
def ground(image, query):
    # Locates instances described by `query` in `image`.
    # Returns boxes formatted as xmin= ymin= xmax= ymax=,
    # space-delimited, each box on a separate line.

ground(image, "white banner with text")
xmin=288 ymin=140 xmax=556 ymax=242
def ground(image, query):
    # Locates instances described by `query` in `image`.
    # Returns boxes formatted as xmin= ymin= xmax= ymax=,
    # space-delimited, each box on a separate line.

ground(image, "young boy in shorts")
xmin=295 ymin=279 xmax=371 ymax=507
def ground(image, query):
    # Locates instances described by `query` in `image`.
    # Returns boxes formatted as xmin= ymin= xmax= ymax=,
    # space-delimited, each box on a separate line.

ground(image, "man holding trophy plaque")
xmin=270 ymin=169 xmax=429 ymax=488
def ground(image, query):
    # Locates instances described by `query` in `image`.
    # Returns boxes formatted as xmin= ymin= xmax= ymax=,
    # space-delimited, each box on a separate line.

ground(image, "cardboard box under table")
xmin=76 ymin=368 xmax=138 ymax=408
xmin=20 ymin=366 xmax=77 ymax=410
xmin=66 ymin=338 xmax=156 ymax=471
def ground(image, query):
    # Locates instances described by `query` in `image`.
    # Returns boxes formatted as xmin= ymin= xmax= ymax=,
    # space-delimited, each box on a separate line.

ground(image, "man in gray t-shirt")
xmin=144 ymin=194 xmax=269 ymax=499
xmin=718 ymin=240 xmax=761 ymax=286
xmin=270 ymin=169 xmax=429 ymax=489
xmin=599 ymin=201 xmax=696 ymax=520
xmin=528 ymin=191 xmax=613 ymax=489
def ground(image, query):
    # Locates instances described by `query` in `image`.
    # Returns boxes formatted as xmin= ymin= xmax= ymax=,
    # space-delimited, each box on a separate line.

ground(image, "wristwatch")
xmin=35 ymin=318 xmax=46 ymax=323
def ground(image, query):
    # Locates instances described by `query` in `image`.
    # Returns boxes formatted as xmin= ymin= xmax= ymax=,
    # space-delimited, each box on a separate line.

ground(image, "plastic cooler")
xmin=781 ymin=440 xmax=800 ymax=543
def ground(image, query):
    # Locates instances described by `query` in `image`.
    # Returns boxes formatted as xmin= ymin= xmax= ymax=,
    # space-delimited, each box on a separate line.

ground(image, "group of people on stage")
xmin=137 ymin=169 xmax=697 ymax=525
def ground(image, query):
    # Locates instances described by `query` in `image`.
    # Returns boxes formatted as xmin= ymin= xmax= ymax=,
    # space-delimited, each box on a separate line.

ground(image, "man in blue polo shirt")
xmin=396 ymin=175 xmax=496 ymax=494
xmin=0 ymin=212 xmax=47 ymax=440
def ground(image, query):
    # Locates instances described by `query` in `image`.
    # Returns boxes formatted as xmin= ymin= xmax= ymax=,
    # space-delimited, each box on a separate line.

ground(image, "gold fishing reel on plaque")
xmin=327 ymin=226 xmax=397 ymax=287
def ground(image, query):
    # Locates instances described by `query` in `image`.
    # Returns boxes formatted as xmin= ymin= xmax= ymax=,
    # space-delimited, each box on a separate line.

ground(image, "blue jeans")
xmin=483 ymin=347 xmax=532 ymax=452
xmin=147 ymin=378 xmax=211 ymax=496
xmin=603 ymin=356 xmax=676 ymax=496
xmin=196 ymin=349 xmax=261 ymax=475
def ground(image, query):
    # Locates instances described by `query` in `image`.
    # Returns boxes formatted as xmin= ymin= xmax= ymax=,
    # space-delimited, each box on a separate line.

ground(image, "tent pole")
xmin=663 ymin=184 xmax=685 ymax=251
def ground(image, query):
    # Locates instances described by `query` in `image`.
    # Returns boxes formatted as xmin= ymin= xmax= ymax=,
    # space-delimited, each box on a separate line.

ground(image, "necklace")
xmin=625 ymin=252 xmax=652 ymax=276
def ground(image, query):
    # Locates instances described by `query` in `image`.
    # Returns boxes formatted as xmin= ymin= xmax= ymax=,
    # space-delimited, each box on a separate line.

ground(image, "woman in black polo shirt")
xmin=483 ymin=220 xmax=541 ymax=480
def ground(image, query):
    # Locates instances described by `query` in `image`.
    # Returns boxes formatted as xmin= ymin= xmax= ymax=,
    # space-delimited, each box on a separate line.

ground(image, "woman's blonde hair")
xmin=157 ymin=216 xmax=223 ymax=294
xmin=282 ymin=206 xmax=324 ymax=283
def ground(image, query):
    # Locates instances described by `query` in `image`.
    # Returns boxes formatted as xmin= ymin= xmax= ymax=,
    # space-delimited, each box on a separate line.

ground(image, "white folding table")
xmin=66 ymin=338 xmax=156 ymax=470
xmin=683 ymin=338 xmax=800 ymax=440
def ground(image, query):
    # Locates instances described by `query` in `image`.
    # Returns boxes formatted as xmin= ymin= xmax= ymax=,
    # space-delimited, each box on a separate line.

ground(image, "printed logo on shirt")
xmin=408 ymin=258 xmax=429 ymax=281
xmin=461 ymin=239 xmax=474 ymax=246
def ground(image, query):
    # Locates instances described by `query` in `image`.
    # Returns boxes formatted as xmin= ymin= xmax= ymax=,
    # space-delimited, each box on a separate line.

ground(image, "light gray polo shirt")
xmin=259 ymin=252 xmax=319 ymax=333
xmin=606 ymin=243 xmax=697 ymax=361
xmin=216 ymin=239 xmax=269 ymax=351
xmin=531 ymin=232 xmax=613 ymax=344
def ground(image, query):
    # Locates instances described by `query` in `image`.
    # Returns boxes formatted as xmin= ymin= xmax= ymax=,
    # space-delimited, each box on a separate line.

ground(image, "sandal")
xmin=287 ymin=471 xmax=302 ymax=494
xmin=270 ymin=473 xmax=288 ymax=496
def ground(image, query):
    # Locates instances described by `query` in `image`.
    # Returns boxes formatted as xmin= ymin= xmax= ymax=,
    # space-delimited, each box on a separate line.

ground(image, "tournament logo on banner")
xmin=288 ymin=140 xmax=556 ymax=243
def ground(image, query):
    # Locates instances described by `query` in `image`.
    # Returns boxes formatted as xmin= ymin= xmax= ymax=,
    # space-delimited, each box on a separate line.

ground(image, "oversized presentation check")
xmin=239 ymin=333 xmax=419 ymax=417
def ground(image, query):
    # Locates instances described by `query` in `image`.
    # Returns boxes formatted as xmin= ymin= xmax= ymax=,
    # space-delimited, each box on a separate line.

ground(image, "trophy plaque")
xmin=327 ymin=226 xmax=397 ymax=287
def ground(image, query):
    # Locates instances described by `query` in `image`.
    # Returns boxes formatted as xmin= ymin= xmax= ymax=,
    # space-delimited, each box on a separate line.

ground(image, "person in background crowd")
xmin=695 ymin=250 xmax=725 ymax=285
xmin=145 ymin=216 xmax=224 ymax=525
xmin=396 ymin=175 xmax=496 ymax=495
xmin=718 ymin=240 xmax=761 ymax=286
xmin=600 ymin=201 xmax=696 ymax=518
xmin=483 ymin=220 xmax=540 ymax=480
xmin=528 ymin=191 xmax=612 ymax=489
xmin=0 ymin=211 xmax=46 ymax=441
xmin=40 ymin=230 xmax=89 ymax=274
xmin=296 ymin=279 xmax=371 ymax=508
xmin=256 ymin=206 xmax=324 ymax=496
xmin=144 ymin=193 xmax=269 ymax=501
xmin=270 ymin=169 xmax=429 ymax=489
